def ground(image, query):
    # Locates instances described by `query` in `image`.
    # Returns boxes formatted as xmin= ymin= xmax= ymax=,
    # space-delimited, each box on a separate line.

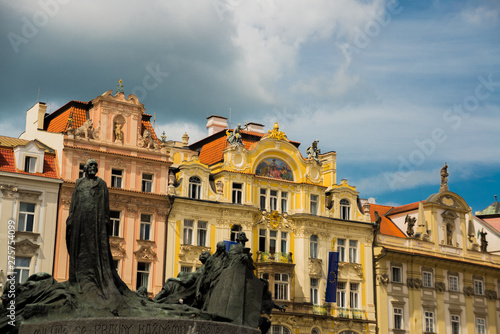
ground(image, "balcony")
xmin=335 ymin=307 xmax=365 ymax=320
xmin=257 ymin=251 xmax=293 ymax=263
xmin=312 ymin=304 xmax=328 ymax=316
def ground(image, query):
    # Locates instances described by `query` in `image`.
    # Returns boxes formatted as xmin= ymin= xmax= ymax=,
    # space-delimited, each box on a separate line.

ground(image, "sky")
xmin=1 ymin=0 xmax=499 ymax=213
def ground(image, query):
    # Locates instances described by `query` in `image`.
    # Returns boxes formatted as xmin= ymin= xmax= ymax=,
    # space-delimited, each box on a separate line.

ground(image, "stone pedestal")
xmin=20 ymin=317 xmax=260 ymax=334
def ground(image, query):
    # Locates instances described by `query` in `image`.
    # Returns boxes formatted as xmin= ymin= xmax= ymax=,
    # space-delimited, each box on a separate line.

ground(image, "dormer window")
xmin=340 ymin=199 xmax=351 ymax=220
xmin=24 ymin=156 xmax=37 ymax=173
xmin=189 ymin=176 xmax=201 ymax=199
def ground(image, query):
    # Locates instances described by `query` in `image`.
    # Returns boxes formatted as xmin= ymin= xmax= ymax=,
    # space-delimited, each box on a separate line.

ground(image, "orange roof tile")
xmin=0 ymin=148 xmax=59 ymax=179
xmin=45 ymin=101 xmax=90 ymax=133
xmin=141 ymin=116 xmax=161 ymax=145
xmin=369 ymin=204 xmax=407 ymax=238
xmin=388 ymin=201 xmax=421 ymax=215
xmin=481 ymin=217 xmax=500 ymax=234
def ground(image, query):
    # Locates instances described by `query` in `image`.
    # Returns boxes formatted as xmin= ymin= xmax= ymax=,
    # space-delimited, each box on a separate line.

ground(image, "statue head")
xmin=83 ymin=158 xmax=98 ymax=178
xmin=216 ymin=241 xmax=226 ymax=254
xmin=236 ymin=231 xmax=248 ymax=245
xmin=199 ymin=251 xmax=211 ymax=264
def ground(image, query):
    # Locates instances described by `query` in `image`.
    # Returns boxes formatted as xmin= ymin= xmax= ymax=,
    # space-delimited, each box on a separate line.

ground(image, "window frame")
xmin=310 ymin=278 xmax=319 ymax=305
xmin=110 ymin=210 xmax=121 ymax=237
xmin=111 ymin=168 xmax=123 ymax=188
xmin=188 ymin=176 xmax=201 ymax=199
xmin=337 ymin=238 xmax=346 ymax=262
xmin=422 ymin=271 xmax=433 ymax=288
xmin=183 ymin=219 xmax=194 ymax=245
xmin=281 ymin=191 xmax=288 ymax=213
xmin=274 ymin=273 xmax=289 ymax=301
xmin=140 ymin=214 xmax=152 ymax=240
xmin=24 ymin=156 xmax=37 ymax=173
xmin=142 ymin=173 xmax=153 ymax=192
xmin=451 ymin=315 xmax=460 ymax=334
xmin=310 ymin=194 xmax=319 ymax=215
xmin=14 ymin=257 xmax=31 ymax=284
xmin=392 ymin=265 xmax=402 ymax=283
xmin=348 ymin=240 xmax=358 ymax=263
xmin=340 ymin=198 xmax=351 ymax=220
xmin=310 ymin=235 xmax=319 ymax=259
xmin=349 ymin=282 xmax=360 ymax=309
xmin=476 ymin=318 xmax=486 ymax=334
xmin=232 ymin=182 xmax=243 ymax=204
xmin=136 ymin=262 xmax=150 ymax=290
xmin=337 ymin=281 xmax=346 ymax=308
xmin=474 ymin=279 xmax=484 ymax=295
xmin=197 ymin=221 xmax=207 ymax=247
xmin=424 ymin=311 xmax=434 ymax=333
xmin=449 ymin=275 xmax=459 ymax=292
xmin=393 ymin=307 xmax=403 ymax=330
xmin=18 ymin=202 xmax=36 ymax=232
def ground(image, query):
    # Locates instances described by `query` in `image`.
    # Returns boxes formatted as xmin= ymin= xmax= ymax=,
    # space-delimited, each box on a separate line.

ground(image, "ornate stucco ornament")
xmin=263 ymin=122 xmax=288 ymax=141
xmin=256 ymin=210 xmax=295 ymax=231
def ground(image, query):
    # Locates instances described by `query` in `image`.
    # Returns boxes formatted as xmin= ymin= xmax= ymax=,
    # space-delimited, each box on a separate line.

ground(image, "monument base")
xmin=20 ymin=317 xmax=260 ymax=334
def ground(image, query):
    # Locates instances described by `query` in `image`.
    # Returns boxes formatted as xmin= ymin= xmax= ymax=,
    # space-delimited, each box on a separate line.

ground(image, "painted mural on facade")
xmin=255 ymin=158 xmax=293 ymax=181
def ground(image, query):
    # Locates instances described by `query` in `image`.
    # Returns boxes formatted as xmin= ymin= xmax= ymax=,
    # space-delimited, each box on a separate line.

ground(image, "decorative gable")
xmin=13 ymin=142 xmax=45 ymax=173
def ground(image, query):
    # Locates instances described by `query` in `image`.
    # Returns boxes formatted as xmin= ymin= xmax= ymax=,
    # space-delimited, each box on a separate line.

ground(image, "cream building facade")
xmin=370 ymin=171 xmax=500 ymax=334
xmin=0 ymin=136 xmax=62 ymax=292
xmin=166 ymin=116 xmax=377 ymax=334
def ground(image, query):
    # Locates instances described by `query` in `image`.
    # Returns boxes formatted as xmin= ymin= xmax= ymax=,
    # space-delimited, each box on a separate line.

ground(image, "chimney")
xmin=246 ymin=122 xmax=265 ymax=134
xmin=37 ymin=102 xmax=47 ymax=129
xmin=206 ymin=115 xmax=228 ymax=135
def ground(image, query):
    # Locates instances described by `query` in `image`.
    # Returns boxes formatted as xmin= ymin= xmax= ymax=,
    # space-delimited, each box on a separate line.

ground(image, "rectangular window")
xmin=349 ymin=240 xmax=358 ymax=263
xmin=310 ymin=278 xmax=319 ymax=305
xmin=142 ymin=173 xmax=153 ymax=192
xmin=394 ymin=307 xmax=403 ymax=330
xmin=281 ymin=192 xmax=288 ymax=213
xmin=337 ymin=239 xmax=346 ymax=262
xmin=476 ymin=318 xmax=486 ymax=334
xmin=140 ymin=214 xmax=151 ymax=240
xmin=424 ymin=311 xmax=434 ymax=333
xmin=310 ymin=194 xmax=318 ymax=215
xmin=474 ymin=279 xmax=484 ymax=295
xmin=183 ymin=219 xmax=194 ymax=245
xmin=136 ymin=262 xmax=150 ymax=290
xmin=260 ymin=189 xmax=267 ymax=210
xmin=110 ymin=210 xmax=121 ymax=237
xmin=274 ymin=273 xmax=289 ymax=300
xmin=337 ymin=282 xmax=346 ymax=308
xmin=111 ymin=169 xmax=123 ymax=188
xmin=310 ymin=236 xmax=319 ymax=259
xmin=350 ymin=283 xmax=359 ymax=309
xmin=449 ymin=275 xmax=459 ymax=292
xmin=392 ymin=266 xmax=402 ymax=283
xmin=79 ymin=163 xmax=85 ymax=178
xmin=18 ymin=202 xmax=35 ymax=232
xmin=423 ymin=271 xmax=433 ymax=288
xmin=259 ymin=229 xmax=266 ymax=252
xmin=232 ymin=183 xmax=242 ymax=204
xmin=269 ymin=230 xmax=277 ymax=253
xmin=24 ymin=156 xmax=37 ymax=173
xmin=14 ymin=257 xmax=31 ymax=284
xmin=197 ymin=221 xmax=207 ymax=247
xmin=261 ymin=273 xmax=269 ymax=281
xmin=281 ymin=232 xmax=288 ymax=253
xmin=270 ymin=190 xmax=278 ymax=211
xmin=451 ymin=315 xmax=460 ymax=334
xmin=180 ymin=266 xmax=192 ymax=273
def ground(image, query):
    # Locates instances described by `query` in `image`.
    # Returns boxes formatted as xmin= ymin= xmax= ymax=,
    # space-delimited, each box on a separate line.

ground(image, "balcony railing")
xmin=312 ymin=304 xmax=328 ymax=316
xmin=335 ymin=307 xmax=364 ymax=319
xmin=257 ymin=251 xmax=293 ymax=263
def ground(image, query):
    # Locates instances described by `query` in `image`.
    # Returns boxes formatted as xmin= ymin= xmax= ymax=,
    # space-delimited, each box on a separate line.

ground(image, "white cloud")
xmin=462 ymin=6 xmax=499 ymax=26
xmin=156 ymin=121 xmax=207 ymax=145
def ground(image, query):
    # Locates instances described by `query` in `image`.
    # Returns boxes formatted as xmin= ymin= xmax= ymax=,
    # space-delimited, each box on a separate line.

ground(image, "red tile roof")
xmin=481 ymin=217 xmax=500 ymax=234
xmin=192 ymin=129 xmax=300 ymax=166
xmin=387 ymin=201 xmax=422 ymax=215
xmin=0 ymin=148 xmax=59 ymax=179
xmin=45 ymin=101 xmax=90 ymax=133
xmin=369 ymin=204 xmax=407 ymax=238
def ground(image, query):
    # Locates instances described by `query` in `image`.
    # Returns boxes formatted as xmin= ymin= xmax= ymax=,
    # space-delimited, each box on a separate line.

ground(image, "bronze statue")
xmin=66 ymin=158 xmax=128 ymax=298
xmin=226 ymin=123 xmax=247 ymax=146
xmin=480 ymin=229 xmax=488 ymax=252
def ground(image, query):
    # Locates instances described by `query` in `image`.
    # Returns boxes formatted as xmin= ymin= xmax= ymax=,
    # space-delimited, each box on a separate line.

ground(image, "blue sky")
xmin=1 ymin=0 xmax=498 ymax=213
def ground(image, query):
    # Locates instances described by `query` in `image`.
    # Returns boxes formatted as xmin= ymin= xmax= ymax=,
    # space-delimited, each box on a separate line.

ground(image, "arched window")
xmin=189 ymin=176 xmax=201 ymax=199
xmin=272 ymin=325 xmax=291 ymax=334
xmin=339 ymin=331 xmax=358 ymax=334
xmin=310 ymin=235 xmax=318 ymax=259
xmin=230 ymin=224 xmax=242 ymax=241
xmin=340 ymin=199 xmax=350 ymax=220
xmin=311 ymin=328 xmax=321 ymax=334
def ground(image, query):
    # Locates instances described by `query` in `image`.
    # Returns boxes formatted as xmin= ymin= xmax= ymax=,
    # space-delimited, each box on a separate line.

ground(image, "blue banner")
xmin=223 ymin=240 xmax=238 ymax=252
xmin=325 ymin=251 xmax=339 ymax=303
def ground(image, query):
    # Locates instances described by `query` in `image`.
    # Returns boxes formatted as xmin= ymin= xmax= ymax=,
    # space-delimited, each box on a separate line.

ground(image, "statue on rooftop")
xmin=404 ymin=215 xmax=416 ymax=237
xmin=480 ymin=229 xmax=488 ymax=253
xmin=440 ymin=162 xmax=449 ymax=192
xmin=306 ymin=140 xmax=321 ymax=164
xmin=226 ymin=123 xmax=247 ymax=146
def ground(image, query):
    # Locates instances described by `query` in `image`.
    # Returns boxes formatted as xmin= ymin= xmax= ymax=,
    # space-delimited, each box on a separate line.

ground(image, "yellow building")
xmin=167 ymin=116 xmax=376 ymax=334
xmin=0 ymin=136 xmax=62 ymax=291
xmin=370 ymin=168 xmax=500 ymax=334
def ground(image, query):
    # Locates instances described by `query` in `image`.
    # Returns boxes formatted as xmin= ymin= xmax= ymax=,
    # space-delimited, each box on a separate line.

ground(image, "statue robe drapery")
xmin=66 ymin=176 xmax=126 ymax=298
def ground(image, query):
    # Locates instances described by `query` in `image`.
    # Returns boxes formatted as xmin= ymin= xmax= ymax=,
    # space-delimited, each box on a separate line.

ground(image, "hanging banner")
xmin=325 ymin=251 xmax=339 ymax=303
